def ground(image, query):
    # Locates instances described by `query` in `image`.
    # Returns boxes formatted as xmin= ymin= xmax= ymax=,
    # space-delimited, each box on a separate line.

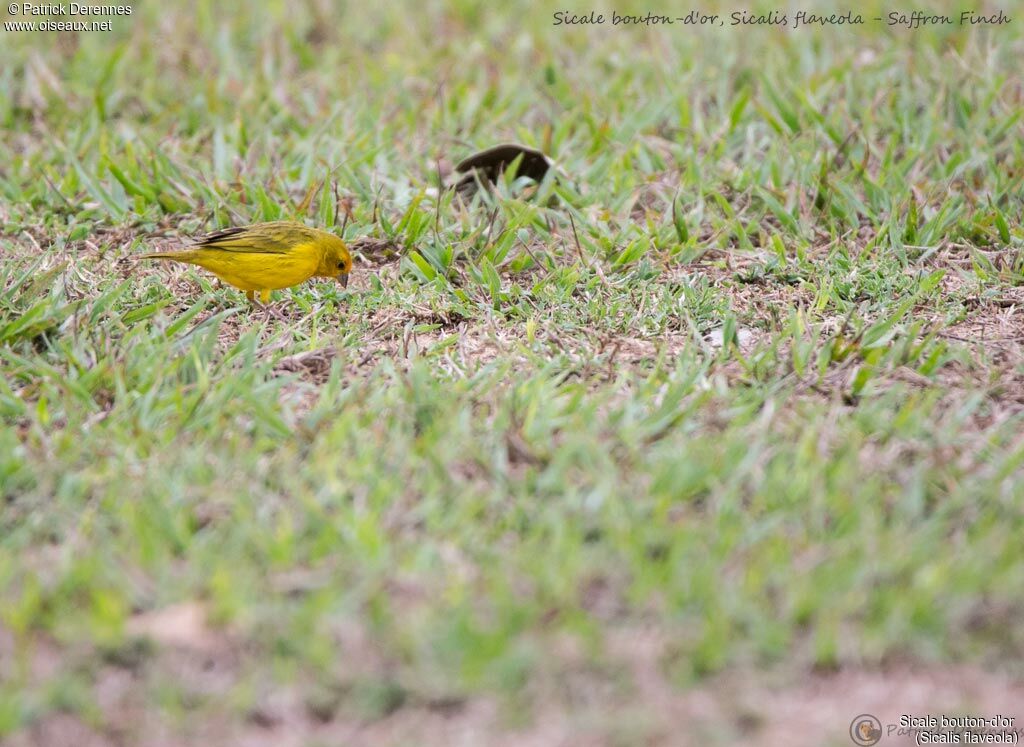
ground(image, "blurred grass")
xmin=1 ymin=0 xmax=1023 ymax=742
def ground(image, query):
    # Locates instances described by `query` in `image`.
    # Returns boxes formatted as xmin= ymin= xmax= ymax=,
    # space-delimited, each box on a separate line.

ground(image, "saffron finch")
xmin=141 ymin=221 xmax=352 ymax=305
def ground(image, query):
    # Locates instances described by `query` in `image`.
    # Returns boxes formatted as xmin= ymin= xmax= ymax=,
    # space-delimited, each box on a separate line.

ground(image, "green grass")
xmin=2 ymin=0 xmax=1024 ymax=743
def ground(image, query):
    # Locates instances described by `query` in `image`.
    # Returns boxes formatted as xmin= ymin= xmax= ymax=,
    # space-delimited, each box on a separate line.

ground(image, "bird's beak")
xmin=339 ymin=273 xmax=349 ymax=289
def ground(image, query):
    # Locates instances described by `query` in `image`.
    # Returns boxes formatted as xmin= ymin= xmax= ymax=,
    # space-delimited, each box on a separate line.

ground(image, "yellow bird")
xmin=141 ymin=221 xmax=352 ymax=306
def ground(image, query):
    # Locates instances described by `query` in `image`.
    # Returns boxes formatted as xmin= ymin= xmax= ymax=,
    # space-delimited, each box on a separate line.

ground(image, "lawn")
xmin=2 ymin=0 xmax=1023 ymax=744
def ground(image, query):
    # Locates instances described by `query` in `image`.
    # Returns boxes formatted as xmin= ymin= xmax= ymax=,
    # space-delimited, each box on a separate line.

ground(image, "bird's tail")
xmin=138 ymin=250 xmax=193 ymax=261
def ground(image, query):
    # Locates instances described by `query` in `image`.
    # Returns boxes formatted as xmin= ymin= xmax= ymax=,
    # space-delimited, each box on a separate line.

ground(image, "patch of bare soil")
xmin=6 ymin=615 xmax=1024 ymax=747
xmin=8 ymin=655 xmax=1024 ymax=747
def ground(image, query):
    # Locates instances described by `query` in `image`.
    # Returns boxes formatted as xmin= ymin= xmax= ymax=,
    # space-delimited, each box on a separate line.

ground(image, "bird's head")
xmin=320 ymin=237 xmax=353 ymax=288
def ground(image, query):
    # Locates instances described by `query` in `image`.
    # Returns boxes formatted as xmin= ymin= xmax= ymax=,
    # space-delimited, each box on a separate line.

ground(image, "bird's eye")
xmin=337 ymin=260 xmax=346 ymax=269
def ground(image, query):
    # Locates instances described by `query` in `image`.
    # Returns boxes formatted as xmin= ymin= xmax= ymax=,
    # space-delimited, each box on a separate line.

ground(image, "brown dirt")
xmin=7 ymin=658 xmax=1024 ymax=747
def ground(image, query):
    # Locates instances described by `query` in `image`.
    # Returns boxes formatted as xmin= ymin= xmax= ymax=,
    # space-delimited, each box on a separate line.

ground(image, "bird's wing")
xmin=194 ymin=226 xmax=294 ymax=253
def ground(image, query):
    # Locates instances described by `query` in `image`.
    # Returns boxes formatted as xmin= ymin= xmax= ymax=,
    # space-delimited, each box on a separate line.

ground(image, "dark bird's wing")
xmin=193 ymin=223 xmax=300 ymax=253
